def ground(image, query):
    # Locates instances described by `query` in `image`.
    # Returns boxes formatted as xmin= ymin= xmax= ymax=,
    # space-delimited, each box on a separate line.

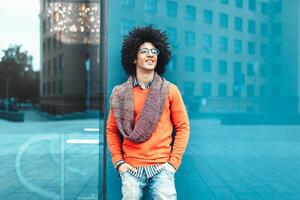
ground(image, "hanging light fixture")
xmin=46 ymin=0 xmax=100 ymax=44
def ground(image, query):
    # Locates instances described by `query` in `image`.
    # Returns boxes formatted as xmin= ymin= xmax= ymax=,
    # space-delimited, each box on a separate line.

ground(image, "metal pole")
xmin=85 ymin=59 xmax=91 ymax=112
xmin=99 ymin=0 xmax=108 ymax=199
xmin=6 ymin=78 xmax=9 ymax=111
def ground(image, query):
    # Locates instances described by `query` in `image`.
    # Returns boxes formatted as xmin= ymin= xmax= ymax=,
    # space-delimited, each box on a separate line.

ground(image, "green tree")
xmin=0 ymin=45 xmax=39 ymax=107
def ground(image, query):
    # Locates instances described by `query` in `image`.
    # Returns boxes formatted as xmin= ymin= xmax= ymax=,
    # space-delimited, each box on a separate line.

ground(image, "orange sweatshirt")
xmin=106 ymin=83 xmax=190 ymax=170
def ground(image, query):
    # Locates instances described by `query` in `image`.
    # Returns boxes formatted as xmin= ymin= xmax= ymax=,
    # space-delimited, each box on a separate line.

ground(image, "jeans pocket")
xmin=164 ymin=163 xmax=176 ymax=175
xmin=164 ymin=167 xmax=176 ymax=175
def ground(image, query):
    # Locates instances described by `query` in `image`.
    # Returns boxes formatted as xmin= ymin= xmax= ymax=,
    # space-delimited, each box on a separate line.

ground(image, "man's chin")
xmin=142 ymin=66 xmax=156 ymax=71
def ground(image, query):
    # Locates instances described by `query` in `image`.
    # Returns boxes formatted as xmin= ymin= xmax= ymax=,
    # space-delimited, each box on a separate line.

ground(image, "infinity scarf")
xmin=110 ymin=73 xmax=169 ymax=143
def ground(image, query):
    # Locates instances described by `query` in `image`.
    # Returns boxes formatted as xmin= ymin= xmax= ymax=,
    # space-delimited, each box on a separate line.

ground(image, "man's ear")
xmin=134 ymin=60 xmax=136 ymax=64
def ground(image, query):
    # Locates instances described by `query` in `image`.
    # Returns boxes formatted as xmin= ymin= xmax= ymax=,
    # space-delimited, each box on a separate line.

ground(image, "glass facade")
xmin=1 ymin=0 xmax=300 ymax=199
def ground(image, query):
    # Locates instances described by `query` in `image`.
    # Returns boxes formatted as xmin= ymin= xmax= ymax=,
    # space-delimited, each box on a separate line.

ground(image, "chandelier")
xmin=46 ymin=0 xmax=100 ymax=44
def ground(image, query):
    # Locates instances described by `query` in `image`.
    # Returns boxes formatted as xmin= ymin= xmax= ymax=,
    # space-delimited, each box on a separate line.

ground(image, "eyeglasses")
xmin=139 ymin=48 xmax=160 ymax=56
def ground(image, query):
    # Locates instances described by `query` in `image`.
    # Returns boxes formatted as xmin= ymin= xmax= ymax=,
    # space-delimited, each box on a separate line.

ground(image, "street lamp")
xmin=5 ymin=78 xmax=9 ymax=111
xmin=85 ymin=55 xmax=91 ymax=112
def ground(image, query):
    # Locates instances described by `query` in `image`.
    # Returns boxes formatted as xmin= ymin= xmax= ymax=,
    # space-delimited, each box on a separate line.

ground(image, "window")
xmin=272 ymin=85 xmax=280 ymax=97
xmin=272 ymin=22 xmax=282 ymax=36
xmin=48 ymin=60 xmax=51 ymax=75
xmin=167 ymin=1 xmax=177 ymax=17
xmin=122 ymin=0 xmax=135 ymax=8
xmin=144 ymin=0 xmax=157 ymax=13
xmin=53 ymin=58 xmax=57 ymax=75
xmin=53 ymin=36 xmax=57 ymax=50
xmin=248 ymin=0 xmax=256 ymax=11
xmin=43 ymin=83 xmax=46 ymax=95
xmin=43 ymin=41 xmax=46 ymax=55
xmin=47 ymin=38 xmax=51 ymax=52
xmin=167 ymin=55 xmax=177 ymax=71
xmin=183 ymin=81 xmax=195 ymax=96
xmin=248 ymin=20 xmax=255 ymax=33
xmin=234 ymin=39 xmax=242 ymax=53
xmin=59 ymin=54 xmax=64 ymax=70
xmin=261 ymin=23 xmax=268 ymax=36
xmin=233 ymin=86 xmax=241 ymax=97
xmin=235 ymin=0 xmax=243 ymax=8
xmin=261 ymin=2 xmax=269 ymax=15
xmin=203 ymin=9 xmax=213 ymax=24
xmin=218 ymin=83 xmax=227 ymax=97
xmin=43 ymin=20 xmax=46 ymax=33
xmin=185 ymin=31 xmax=195 ymax=45
xmin=234 ymin=62 xmax=242 ymax=75
xmin=184 ymin=57 xmax=195 ymax=71
xmin=47 ymin=17 xmax=51 ymax=31
xmin=247 ymin=63 xmax=255 ymax=76
xmin=202 ymin=59 xmax=212 ymax=73
xmin=202 ymin=82 xmax=212 ymax=97
xmin=219 ymin=60 xmax=227 ymax=74
xmin=248 ymin=42 xmax=255 ymax=55
xmin=186 ymin=5 xmax=196 ymax=21
xmin=247 ymin=85 xmax=255 ymax=97
xmin=166 ymin=27 xmax=177 ymax=44
xmin=59 ymin=80 xmax=63 ymax=94
xmin=259 ymin=85 xmax=266 ymax=97
xmin=43 ymin=62 xmax=46 ymax=77
xmin=58 ymin=31 xmax=63 ymax=47
xmin=121 ymin=19 xmax=134 ymax=36
xmin=202 ymin=34 xmax=212 ymax=52
xmin=220 ymin=0 xmax=229 ymax=4
xmin=219 ymin=13 xmax=228 ymax=28
xmin=234 ymin=17 xmax=243 ymax=31
xmin=272 ymin=44 xmax=281 ymax=57
xmin=272 ymin=1 xmax=281 ymax=14
xmin=260 ymin=44 xmax=268 ymax=57
xmin=272 ymin=64 xmax=281 ymax=76
xmin=47 ymin=82 xmax=51 ymax=95
xmin=260 ymin=64 xmax=267 ymax=77
xmin=43 ymin=1 xmax=46 ymax=12
xmin=219 ymin=37 xmax=228 ymax=51
xmin=52 ymin=81 xmax=56 ymax=95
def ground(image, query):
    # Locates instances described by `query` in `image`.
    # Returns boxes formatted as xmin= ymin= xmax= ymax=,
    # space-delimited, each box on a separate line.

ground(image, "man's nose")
xmin=146 ymin=51 xmax=154 ymax=56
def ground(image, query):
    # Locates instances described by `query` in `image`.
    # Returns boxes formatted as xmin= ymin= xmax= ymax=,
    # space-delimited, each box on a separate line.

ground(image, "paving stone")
xmin=1 ymin=118 xmax=300 ymax=199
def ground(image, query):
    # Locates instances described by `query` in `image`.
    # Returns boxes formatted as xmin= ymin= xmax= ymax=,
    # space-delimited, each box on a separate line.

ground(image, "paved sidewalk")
xmin=107 ymin=119 xmax=300 ymax=200
xmin=1 ymin=115 xmax=300 ymax=199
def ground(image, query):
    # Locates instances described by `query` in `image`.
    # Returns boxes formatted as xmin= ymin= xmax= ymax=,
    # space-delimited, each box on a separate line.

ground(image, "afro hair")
xmin=121 ymin=25 xmax=172 ymax=76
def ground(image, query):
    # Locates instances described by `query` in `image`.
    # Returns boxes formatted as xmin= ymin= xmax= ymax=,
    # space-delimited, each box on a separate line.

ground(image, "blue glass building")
xmin=106 ymin=0 xmax=299 ymax=116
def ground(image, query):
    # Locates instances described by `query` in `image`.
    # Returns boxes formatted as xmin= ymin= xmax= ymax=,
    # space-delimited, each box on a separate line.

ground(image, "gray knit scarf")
xmin=110 ymin=73 xmax=169 ymax=143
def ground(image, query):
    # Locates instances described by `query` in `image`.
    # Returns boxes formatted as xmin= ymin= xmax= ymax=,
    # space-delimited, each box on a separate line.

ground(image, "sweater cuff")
xmin=114 ymin=160 xmax=125 ymax=170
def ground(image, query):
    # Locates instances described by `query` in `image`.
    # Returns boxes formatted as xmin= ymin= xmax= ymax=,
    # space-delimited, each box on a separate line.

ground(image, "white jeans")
xmin=120 ymin=169 xmax=177 ymax=200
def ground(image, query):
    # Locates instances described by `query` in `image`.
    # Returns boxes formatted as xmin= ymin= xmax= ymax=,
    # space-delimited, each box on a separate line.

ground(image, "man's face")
xmin=135 ymin=42 xmax=159 ymax=73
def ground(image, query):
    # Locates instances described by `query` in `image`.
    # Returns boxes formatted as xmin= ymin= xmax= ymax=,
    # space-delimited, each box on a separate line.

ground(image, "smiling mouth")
xmin=146 ymin=60 xmax=154 ymax=64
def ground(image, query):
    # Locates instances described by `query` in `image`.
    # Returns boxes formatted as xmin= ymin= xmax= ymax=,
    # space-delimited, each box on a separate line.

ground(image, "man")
xmin=106 ymin=26 xmax=190 ymax=200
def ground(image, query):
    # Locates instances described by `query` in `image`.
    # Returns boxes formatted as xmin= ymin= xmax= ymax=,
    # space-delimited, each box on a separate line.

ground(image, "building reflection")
xmin=39 ymin=0 xmax=103 ymax=115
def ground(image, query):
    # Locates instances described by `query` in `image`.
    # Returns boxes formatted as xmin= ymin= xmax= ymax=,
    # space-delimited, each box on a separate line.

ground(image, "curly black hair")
xmin=121 ymin=25 xmax=171 ymax=76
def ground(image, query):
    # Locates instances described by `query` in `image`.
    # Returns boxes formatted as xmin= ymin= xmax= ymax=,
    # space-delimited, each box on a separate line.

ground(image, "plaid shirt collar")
xmin=133 ymin=76 xmax=153 ymax=90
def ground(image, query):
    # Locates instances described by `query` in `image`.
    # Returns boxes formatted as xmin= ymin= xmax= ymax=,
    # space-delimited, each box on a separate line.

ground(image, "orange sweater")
xmin=106 ymin=83 xmax=190 ymax=170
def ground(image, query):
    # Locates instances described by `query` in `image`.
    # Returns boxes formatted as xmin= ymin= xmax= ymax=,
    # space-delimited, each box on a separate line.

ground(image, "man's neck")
xmin=136 ymin=70 xmax=155 ymax=85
